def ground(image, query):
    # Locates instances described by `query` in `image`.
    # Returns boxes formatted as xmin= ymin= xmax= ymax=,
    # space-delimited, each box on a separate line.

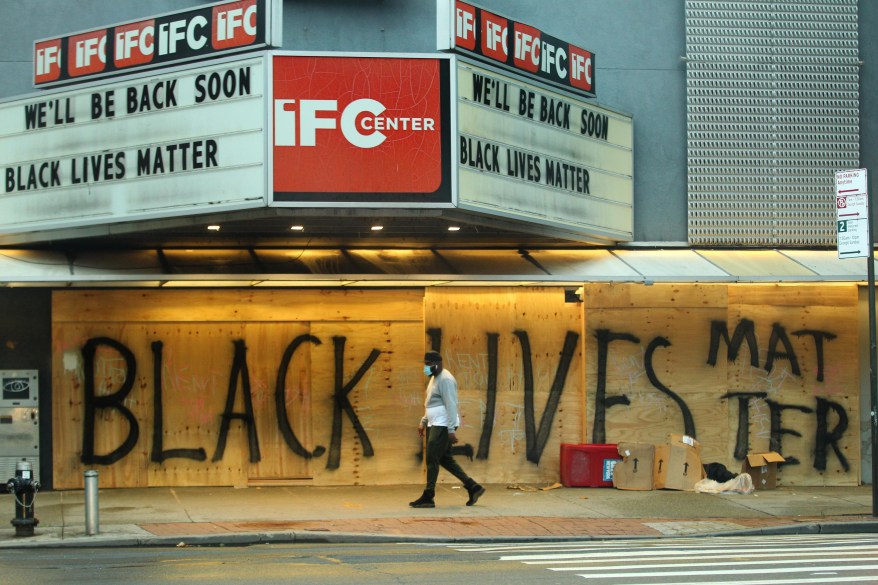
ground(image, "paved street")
xmin=0 ymin=542 xmax=569 ymax=585
xmin=3 ymin=535 xmax=877 ymax=584
xmin=451 ymin=533 xmax=878 ymax=584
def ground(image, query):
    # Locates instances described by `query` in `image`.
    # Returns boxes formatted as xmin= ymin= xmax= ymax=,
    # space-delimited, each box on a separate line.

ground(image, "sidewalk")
xmin=1 ymin=483 xmax=876 ymax=548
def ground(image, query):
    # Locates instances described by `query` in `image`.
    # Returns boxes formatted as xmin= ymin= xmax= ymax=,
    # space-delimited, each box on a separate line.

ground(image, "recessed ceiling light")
xmin=207 ymin=225 xmax=221 ymax=231
xmin=371 ymin=225 xmax=384 ymax=231
xmin=290 ymin=225 xmax=304 ymax=231
xmin=447 ymin=226 xmax=461 ymax=231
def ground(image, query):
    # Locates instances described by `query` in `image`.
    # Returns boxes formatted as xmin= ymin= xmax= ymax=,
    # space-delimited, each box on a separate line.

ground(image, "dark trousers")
xmin=425 ymin=425 xmax=470 ymax=490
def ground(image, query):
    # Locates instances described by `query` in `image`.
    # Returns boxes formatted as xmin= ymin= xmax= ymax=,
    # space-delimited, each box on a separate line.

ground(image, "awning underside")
xmin=0 ymin=248 xmax=870 ymax=287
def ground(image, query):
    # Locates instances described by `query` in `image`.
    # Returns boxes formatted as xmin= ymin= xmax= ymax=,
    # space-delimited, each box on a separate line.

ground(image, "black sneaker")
xmin=466 ymin=484 xmax=485 ymax=506
xmin=409 ymin=490 xmax=435 ymax=508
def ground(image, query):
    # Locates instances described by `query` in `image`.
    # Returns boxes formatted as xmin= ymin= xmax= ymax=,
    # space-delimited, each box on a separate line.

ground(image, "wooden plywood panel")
xmin=308 ymin=321 xmax=426 ymax=486
xmin=53 ymin=323 xmax=256 ymax=488
xmin=728 ymin=283 xmax=858 ymax=308
xmin=586 ymin=306 xmax=729 ymax=448
xmin=721 ymin=302 xmax=859 ymax=486
xmin=53 ymin=289 xmax=424 ymax=323
xmin=239 ymin=323 xmax=316 ymax=483
xmin=425 ymin=288 xmax=584 ymax=485
xmin=583 ymin=283 xmax=728 ymax=309
xmin=585 ymin=282 xmax=860 ymax=487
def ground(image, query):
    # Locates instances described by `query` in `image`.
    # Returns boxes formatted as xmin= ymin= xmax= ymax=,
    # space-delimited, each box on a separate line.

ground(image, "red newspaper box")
xmin=560 ymin=443 xmax=620 ymax=487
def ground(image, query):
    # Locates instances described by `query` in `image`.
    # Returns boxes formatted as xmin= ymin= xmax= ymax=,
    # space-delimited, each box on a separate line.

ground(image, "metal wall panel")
xmin=686 ymin=0 xmax=860 ymax=245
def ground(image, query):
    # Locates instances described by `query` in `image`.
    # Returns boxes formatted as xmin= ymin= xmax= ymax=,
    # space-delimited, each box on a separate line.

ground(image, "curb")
xmin=2 ymin=520 xmax=878 ymax=549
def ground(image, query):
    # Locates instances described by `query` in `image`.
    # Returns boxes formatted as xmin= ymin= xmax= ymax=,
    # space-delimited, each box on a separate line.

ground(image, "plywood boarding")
xmin=53 ymin=289 xmax=425 ymax=323
xmin=50 ymin=284 xmax=860 ymax=488
xmin=52 ymin=289 xmax=426 ymax=489
xmin=585 ymin=304 xmax=730 ymax=464
xmin=424 ymin=287 xmax=585 ymax=485
xmin=308 ymin=321 xmax=425 ymax=486
xmin=724 ymin=299 xmax=859 ymax=486
xmin=584 ymin=283 xmax=729 ymax=309
xmin=582 ymin=282 xmax=860 ymax=486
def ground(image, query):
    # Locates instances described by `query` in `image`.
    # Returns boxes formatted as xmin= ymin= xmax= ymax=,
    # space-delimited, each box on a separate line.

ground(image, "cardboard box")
xmin=655 ymin=434 xmax=705 ymax=491
xmin=612 ymin=443 xmax=655 ymax=490
xmin=743 ymin=451 xmax=785 ymax=490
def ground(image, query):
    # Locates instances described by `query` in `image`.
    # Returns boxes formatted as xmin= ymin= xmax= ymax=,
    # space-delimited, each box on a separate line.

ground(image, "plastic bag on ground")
xmin=694 ymin=472 xmax=754 ymax=495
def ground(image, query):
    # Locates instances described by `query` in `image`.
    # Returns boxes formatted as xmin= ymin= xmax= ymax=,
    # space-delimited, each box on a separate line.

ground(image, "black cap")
xmin=424 ymin=350 xmax=442 ymax=363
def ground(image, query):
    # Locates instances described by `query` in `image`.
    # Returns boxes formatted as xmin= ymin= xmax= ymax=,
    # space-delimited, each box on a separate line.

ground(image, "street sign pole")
xmin=836 ymin=168 xmax=877 ymax=515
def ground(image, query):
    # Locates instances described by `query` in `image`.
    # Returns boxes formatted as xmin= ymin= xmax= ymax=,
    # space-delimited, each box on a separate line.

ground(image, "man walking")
xmin=409 ymin=350 xmax=485 ymax=508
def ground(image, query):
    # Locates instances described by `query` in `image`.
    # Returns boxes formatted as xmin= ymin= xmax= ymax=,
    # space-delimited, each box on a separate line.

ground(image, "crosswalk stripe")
xmin=575 ymin=563 xmax=878 ymax=579
xmin=498 ymin=543 xmax=878 ymax=561
xmin=448 ymin=536 xmax=878 ymax=584
xmin=620 ymin=577 xmax=878 ymax=585
xmin=456 ymin=536 xmax=876 ymax=552
xmin=528 ymin=547 xmax=868 ymax=570
xmin=554 ymin=556 xmax=878 ymax=572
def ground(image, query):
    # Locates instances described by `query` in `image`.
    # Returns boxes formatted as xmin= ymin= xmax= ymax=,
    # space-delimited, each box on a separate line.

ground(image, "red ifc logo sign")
xmin=273 ymin=57 xmax=444 ymax=195
xmin=480 ymin=11 xmax=508 ymax=62
xmin=568 ymin=45 xmax=593 ymax=93
xmin=513 ymin=23 xmax=541 ymax=73
xmin=34 ymin=39 xmax=62 ymax=84
xmin=455 ymin=2 xmax=476 ymax=50
xmin=68 ymin=30 xmax=107 ymax=77
xmin=114 ymin=20 xmax=155 ymax=68
xmin=212 ymin=0 xmax=258 ymax=49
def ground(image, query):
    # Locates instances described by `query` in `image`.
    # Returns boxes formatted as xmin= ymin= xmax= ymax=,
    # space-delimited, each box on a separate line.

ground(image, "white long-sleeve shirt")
xmin=419 ymin=369 xmax=460 ymax=430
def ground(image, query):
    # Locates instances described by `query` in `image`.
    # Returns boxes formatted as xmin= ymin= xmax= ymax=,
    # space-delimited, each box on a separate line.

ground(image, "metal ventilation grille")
xmin=686 ymin=0 xmax=860 ymax=246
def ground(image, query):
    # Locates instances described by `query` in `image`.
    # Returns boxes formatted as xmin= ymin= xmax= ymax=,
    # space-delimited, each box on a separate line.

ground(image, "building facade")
xmin=0 ymin=0 xmax=875 ymax=490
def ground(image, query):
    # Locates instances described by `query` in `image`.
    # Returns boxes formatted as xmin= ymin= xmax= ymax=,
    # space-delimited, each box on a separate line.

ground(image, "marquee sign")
xmin=0 ymin=55 xmax=267 ymax=235
xmin=455 ymin=60 xmax=631 ymax=241
xmin=437 ymin=0 xmax=595 ymax=98
xmin=33 ymin=0 xmax=282 ymax=88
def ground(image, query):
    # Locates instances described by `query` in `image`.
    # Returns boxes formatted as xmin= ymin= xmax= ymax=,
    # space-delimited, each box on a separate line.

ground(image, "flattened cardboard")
xmin=613 ymin=443 xmax=655 ymax=491
xmin=743 ymin=451 xmax=785 ymax=490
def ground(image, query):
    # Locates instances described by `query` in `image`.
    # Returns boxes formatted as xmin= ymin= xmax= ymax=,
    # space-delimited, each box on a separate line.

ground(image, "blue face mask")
xmin=424 ymin=365 xmax=433 ymax=376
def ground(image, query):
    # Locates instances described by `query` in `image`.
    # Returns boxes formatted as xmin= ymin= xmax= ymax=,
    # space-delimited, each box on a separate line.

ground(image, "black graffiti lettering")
xmin=515 ymin=330 xmax=579 ymax=464
xmin=212 ymin=339 xmax=261 ymax=463
xmin=326 ymin=337 xmax=379 ymax=470
xmin=815 ymin=397 xmax=850 ymax=472
xmin=722 ymin=392 xmax=768 ymax=459
xmin=452 ymin=444 xmax=475 ymax=461
xmin=150 ymin=341 xmax=206 ymax=463
xmin=592 ymin=329 xmax=636 ymax=443
xmin=707 ymin=319 xmax=759 ymax=368
xmin=81 ymin=337 xmax=140 ymax=465
xmin=476 ymin=333 xmax=499 ymax=460
xmin=645 ymin=337 xmax=696 ymax=437
xmin=794 ymin=329 xmax=837 ymax=382
xmin=427 ymin=328 xmax=442 ymax=352
xmin=275 ymin=335 xmax=325 ymax=459
xmin=766 ymin=399 xmax=813 ymax=466
xmin=764 ymin=323 xmax=801 ymax=376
